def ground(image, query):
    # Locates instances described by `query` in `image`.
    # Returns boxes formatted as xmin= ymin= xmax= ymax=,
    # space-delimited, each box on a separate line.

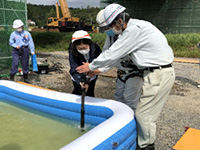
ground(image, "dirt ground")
xmin=4 ymin=51 xmax=200 ymax=150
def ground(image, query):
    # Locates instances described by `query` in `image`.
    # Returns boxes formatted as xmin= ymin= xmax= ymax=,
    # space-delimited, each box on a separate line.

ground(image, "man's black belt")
xmin=13 ymin=46 xmax=28 ymax=49
xmin=21 ymin=46 xmax=29 ymax=49
xmin=143 ymin=63 xmax=172 ymax=72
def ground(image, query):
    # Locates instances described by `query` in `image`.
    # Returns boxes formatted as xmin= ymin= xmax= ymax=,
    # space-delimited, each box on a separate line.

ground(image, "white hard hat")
xmin=72 ymin=30 xmax=91 ymax=43
xmin=13 ymin=19 xmax=24 ymax=29
xmin=96 ymin=9 xmax=107 ymax=27
xmin=104 ymin=3 xmax=126 ymax=25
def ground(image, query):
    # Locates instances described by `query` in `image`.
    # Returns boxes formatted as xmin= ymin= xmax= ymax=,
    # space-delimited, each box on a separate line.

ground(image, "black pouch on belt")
xmin=19 ymin=49 xmax=24 ymax=54
xmin=117 ymin=69 xmax=144 ymax=83
xmin=19 ymin=46 xmax=28 ymax=54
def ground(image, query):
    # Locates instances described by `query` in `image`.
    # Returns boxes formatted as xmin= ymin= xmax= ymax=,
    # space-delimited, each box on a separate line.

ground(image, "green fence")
xmin=101 ymin=0 xmax=200 ymax=34
xmin=0 ymin=0 xmax=27 ymax=77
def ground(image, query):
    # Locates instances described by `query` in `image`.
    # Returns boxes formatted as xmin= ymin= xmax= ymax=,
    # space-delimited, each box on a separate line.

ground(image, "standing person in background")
xmin=76 ymin=3 xmax=175 ymax=150
xmin=68 ymin=30 xmax=101 ymax=97
xmin=9 ymin=19 xmax=35 ymax=83
xmin=92 ymin=9 xmax=143 ymax=111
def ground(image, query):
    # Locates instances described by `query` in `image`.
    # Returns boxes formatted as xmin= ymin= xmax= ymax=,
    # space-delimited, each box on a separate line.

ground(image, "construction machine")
xmin=47 ymin=0 xmax=93 ymax=32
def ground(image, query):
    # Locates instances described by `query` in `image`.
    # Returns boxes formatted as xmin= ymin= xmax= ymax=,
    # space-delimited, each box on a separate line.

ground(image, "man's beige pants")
xmin=136 ymin=67 xmax=175 ymax=148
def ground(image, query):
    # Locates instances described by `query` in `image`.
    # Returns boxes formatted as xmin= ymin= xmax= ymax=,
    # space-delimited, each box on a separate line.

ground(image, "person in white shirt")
xmin=92 ymin=9 xmax=143 ymax=112
xmin=76 ymin=3 xmax=175 ymax=150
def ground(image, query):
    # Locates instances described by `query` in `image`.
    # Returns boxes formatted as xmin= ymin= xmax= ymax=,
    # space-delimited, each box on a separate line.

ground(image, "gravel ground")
xmin=156 ymin=62 xmax=200 ymax=150
xmin=4 ymin=51 xmax=200 ymax=150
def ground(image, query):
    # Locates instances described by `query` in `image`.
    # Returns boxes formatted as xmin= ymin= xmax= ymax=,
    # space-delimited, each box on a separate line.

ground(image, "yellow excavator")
xmin=47 ymin=0 xmax=93 ymax=32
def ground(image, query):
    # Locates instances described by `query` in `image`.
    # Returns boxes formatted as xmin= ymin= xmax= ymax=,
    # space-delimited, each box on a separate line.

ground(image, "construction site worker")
xmin=68 ymin=30 xmax=101 ymax=97
xmin=76 ymin=3 xmax=175 ymax=150
xmin=93 ymin=9 xmax=143 ymax=111
xmin=9 ymin=19 xmax=35 ymax=83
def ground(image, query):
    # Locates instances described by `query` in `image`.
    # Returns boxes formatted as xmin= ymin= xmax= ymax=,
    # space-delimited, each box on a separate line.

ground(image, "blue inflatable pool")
xmin=0 ymin=80 xmax=137 ymax=150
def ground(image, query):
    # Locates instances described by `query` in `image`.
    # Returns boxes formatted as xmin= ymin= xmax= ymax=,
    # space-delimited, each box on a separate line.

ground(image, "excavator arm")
xmin=56 ymin=2 xmax=60 ymax=18
xmin=47 ymin=0 xmax=94 ymax=32
xmin=59 ymin=0 xmax=71 ymax=18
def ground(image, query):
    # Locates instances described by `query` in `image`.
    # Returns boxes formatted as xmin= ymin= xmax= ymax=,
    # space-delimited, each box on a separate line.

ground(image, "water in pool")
xmin=0 ymin=100 xmax=93 ymax=150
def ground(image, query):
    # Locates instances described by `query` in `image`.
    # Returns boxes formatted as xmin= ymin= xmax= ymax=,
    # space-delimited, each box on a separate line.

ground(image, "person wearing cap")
xmin=68 ymin=30 xmax=101 ymax=97
xmin=91 ymin=9 xmax=143 ymax=112
xmin=9 ymin=19 xmax=35 ymax=83
xmin=76 ymin=3 xmax=175 ymax=150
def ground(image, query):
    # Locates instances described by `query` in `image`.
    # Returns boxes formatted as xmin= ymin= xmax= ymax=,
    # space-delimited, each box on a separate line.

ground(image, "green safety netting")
xmin=101 ymin=0 xmax=200 ymax=34
xmin=0 ymin=0 xmax=27 ymax=77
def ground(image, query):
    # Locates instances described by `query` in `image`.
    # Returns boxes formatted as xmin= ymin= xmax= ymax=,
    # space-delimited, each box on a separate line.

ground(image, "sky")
xmin=27 ymin=0 xmax=100 ymax=8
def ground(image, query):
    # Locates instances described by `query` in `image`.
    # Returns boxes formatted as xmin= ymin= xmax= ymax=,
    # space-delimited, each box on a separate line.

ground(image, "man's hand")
xmin=76 ymin=62 xmax=90 ymax=73
xmin=80 ymin=82 xmax=89 ymax=92
xmin=31 ymin=52 xmax=35 ymax=55
xmin=87 ymin=69 xmax=101 ymax=77
xmin=16 ymin=46 xmax=20 ymax=49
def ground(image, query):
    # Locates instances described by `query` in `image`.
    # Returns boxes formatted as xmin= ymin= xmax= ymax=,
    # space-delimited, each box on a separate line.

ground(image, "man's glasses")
xmin=100 ymin=21 xmax=116 ymax=31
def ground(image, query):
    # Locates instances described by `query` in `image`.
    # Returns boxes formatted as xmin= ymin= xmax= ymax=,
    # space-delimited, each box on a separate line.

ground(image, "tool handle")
xmin=80 ymin=88 xmax=86 ymax=129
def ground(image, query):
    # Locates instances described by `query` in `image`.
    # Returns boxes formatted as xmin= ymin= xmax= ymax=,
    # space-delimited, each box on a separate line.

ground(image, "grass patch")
xmin=32 ymin=32 xmax=107 ymax=52
xmin=31 ymin=32 xmax=72 ymax=52
xmin=31 ymin=32 xmax=200 ymax=58
xmin=166 ymin=33 xmax=200 ymax=58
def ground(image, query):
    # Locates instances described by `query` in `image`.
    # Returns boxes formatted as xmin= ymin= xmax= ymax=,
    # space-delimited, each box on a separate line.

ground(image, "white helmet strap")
xmin=122 ymin=12 xmax=126 ymax=31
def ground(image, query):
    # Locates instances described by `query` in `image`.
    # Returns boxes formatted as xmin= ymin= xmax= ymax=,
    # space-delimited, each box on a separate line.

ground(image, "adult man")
xmin=76 ymin=3 xmax=175 ymax=150
xmin=94 ymin=9 xmax=143 ymax=111
xmin=9 ymin=19 xmax=35 ymax=83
